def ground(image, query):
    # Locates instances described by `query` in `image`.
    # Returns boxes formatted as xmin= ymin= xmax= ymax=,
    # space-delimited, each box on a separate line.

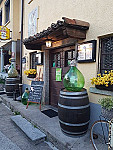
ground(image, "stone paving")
xmin=0 ymin=131 xmax=21 ymax=150
xmin=0 ymin=95 xmax=94 ymax=150
xmin=0 ymin=94 xmax=107 ymax=150
xmin=0 ymin=102 xmax=55 ymax=150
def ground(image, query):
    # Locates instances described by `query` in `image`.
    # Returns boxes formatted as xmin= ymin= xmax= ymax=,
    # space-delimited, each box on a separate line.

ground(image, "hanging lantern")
xmin=46 ymin=40 xmax=52 ymax=47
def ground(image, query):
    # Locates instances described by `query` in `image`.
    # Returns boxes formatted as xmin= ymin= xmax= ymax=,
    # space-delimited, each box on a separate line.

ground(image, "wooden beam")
xmin=25 ymin=44 xmax=42 ymax=50
xmin=66 ymin=28 xmax=86 ymax=39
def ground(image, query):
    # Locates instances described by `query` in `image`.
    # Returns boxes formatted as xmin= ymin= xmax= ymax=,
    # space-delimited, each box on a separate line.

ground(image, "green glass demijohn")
xmin=63 ymin=60 xmax=85 ymax=92
xmin=22 ymin=88 xmax=29 ymax=105
xmin=8 ymin=64 xmax=18 ymax=78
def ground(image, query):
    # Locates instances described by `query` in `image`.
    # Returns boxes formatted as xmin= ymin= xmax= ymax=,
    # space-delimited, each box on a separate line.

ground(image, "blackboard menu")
xmin=28 ymin=81 xmax=44 ymax=103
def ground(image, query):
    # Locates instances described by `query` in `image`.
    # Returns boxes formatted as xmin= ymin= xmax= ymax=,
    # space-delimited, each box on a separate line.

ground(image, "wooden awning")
xmin=23 ymin=17 xmax=90 ymax=50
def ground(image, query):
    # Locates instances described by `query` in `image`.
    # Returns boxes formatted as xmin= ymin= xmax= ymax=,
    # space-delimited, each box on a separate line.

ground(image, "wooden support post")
xmin=26 ymin=102 xmax=29 ymax=109
xmin=39 ymin=101 xmax=41 ymax=111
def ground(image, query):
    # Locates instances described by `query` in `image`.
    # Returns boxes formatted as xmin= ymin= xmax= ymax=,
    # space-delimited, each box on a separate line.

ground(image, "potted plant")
xmin=98 ymin=97 xmax=113 ymax=120
xmin=24 ymin=69 xmax=37 ymax=78
xmin=91 ymin=70 xmax=113 ymax=91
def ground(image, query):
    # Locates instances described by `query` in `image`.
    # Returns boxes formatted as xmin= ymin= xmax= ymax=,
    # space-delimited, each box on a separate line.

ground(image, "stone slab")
xmin=11 ymin=115 xmax=46 ymax=144
xmin=0 ymin=131 xmax=21 ymax=150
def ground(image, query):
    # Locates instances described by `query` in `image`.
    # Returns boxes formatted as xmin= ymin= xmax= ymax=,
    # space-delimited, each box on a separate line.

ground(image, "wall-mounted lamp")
xmin=46 ymin=40 xmax=52 ymax=47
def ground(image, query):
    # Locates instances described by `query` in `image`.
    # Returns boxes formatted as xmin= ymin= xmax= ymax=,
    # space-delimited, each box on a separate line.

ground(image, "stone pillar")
xmin=11 ymin=41 xmax=16 ymax=68
xmin=1 ymin=47 xmax=4 ymax=72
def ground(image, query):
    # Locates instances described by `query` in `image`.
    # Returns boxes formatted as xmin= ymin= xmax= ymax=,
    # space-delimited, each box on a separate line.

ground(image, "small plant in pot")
xmin=24 ymin=69 xmax=37 ymax=78
xmin=91 ymin=70 xmax=113 ymax=91
xmin=98 ymin=97 xmax=113 ymax=120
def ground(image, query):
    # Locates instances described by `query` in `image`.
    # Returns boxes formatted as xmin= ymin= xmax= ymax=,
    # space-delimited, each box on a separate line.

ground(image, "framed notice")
xmin=56 ymin=68 xmax=62 ymax=81
xmin=77 ymin=40 xmax=96 ymax=63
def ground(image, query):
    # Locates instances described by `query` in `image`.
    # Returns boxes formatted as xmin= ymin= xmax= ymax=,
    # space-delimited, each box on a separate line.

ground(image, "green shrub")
xmin=98 ymin=97 xmax=113 ymax=111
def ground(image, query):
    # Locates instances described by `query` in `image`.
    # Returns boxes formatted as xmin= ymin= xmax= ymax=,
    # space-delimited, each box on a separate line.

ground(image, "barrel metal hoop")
xmin=60 ymin=89 xmax=87 ymax=96
xmin=6 ymin=92 xmax=13 ymax=93
xmin=61 ymin=128 xmax=87 ymax=135
xmin=6 ymin=84 xmax=18 ymax=86
xmin=6 ymin=83 xmax=18 ymax=85
xmin=6 ymin=77 xmax=19 ymax=79
xmin=60 ymin=94 xmax=88 ymax=99
xmin=58 ymin=103 xmax=90 ymax=109
xmin=59 ymin=119 xmax=90 ymax=126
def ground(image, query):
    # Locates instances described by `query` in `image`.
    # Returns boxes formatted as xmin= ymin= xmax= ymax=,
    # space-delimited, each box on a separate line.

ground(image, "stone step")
xmin=0 ymin=90 xmax=5 ymax=96
xmin=0 ymin=131 xmax=21 ymax=150
xmin=11 ymin=115 xmax=46 ymax=144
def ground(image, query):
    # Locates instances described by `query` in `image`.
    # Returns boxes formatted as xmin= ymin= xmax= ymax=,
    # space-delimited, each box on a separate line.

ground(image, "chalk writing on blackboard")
xmin=28 ymin=81 xmax=44 ymax=103
xmin=26 ymin=81 xmax=44 ymax=110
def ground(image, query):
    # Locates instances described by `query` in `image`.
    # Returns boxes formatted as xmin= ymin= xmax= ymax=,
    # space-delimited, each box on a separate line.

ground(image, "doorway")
xmin=49 ymin=45 xmax=76 ymax=107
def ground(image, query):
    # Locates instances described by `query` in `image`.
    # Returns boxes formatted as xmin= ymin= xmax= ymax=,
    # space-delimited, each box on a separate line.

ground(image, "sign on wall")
xmin=28 ymin=7 xmax=39 ymax=37
xmin=22 ymin=57 xmax=26 ymax=63
xmin=0 ymin=26 xmax=10 ymax=40
xmin=56 ymin=68 xmax=62 ymax=81
xmin=77 ymin=40 xmax=96 ymax=63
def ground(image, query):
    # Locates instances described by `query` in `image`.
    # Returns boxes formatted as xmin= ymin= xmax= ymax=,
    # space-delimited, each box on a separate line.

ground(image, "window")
xmin=5 ymin=0 xmax=10 ymax=23
xmin=52 ymin=52 xmax=65 ymax=68
xmin=52 ymin=53 xmax=60 ymax=67
xmin=51 ymin=49 xmax=75 ymax=68
xmin=65 ymin=50 xmax=75 ymax=67
xmin=30 ymin=52 xmax=43 ymax=69
xmin=99 ymin=35 xmax=113 ymax=74
xmin=0 ymin=9 xmax=2 ymax=26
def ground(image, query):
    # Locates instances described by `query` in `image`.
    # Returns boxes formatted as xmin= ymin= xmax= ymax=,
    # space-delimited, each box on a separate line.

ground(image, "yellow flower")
xmin=90 ymin=70 xmax=113 ymax=87
xmin=97 ymin=74 xmax=101 ymax=77
xmin=24 ymin=69 xmax=37 ymax=76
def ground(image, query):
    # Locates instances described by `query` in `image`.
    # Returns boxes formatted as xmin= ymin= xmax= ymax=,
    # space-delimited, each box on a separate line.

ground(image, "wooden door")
xmin=49 ymin=46 xmax=75 ymax=107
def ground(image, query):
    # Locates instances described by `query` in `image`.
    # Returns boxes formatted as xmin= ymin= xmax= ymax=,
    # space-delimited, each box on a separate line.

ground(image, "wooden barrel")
xmin=5 ymin=77 xmax=20 ymax=97
xmin=58 ymin=88 xmax=90 ymax=136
